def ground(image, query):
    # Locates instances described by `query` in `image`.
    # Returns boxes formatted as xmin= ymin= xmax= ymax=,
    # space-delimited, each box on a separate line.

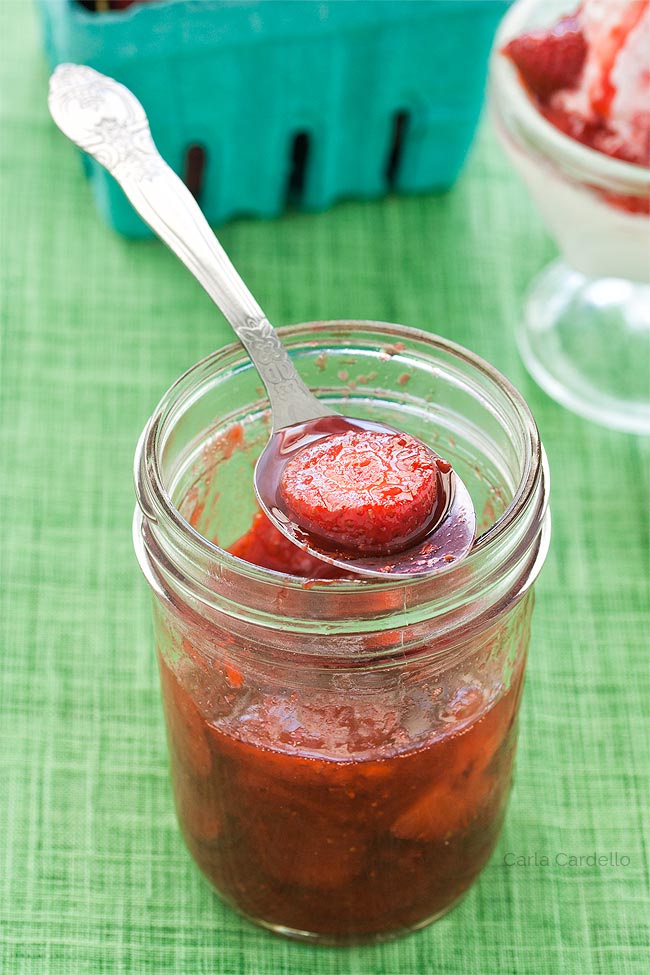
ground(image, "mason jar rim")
xmin=491 ymin=0 xmax=650 ymax=193
xmin=134 ymin=321 xmax=550 ymax=645
xmin=137 ymin=320 xmax=539 ymax=576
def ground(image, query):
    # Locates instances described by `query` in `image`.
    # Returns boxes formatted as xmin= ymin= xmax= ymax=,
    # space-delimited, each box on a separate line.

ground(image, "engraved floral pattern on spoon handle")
xmin=48 ymin=64 xmax=332 ymax=430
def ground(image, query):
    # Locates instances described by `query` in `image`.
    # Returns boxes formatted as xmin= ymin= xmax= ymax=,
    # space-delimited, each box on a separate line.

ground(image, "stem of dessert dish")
xmin=48 ymin=63 xmax=477 ymax=575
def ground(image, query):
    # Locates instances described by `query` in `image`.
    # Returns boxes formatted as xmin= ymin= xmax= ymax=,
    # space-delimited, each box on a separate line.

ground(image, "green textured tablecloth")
xmin=2 ymin=5 xmax=649 ymax=974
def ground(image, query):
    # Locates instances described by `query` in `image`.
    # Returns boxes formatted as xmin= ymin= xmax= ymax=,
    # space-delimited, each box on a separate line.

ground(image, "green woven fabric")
xmin=2 ymin=4 xmax=648 ymax=974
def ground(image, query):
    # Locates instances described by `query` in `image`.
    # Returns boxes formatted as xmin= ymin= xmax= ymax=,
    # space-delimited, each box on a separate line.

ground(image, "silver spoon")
xmin=48 ymin=63 xmax=476 ymax=577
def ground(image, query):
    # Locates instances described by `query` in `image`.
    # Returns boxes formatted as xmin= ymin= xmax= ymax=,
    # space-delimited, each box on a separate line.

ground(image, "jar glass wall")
xmin=134 ymin=321 xmax=550 ymax=944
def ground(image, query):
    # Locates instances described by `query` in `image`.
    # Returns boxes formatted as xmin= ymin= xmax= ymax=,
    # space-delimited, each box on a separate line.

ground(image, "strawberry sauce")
xmin=157 ymin=512 xmax=530 ymax=940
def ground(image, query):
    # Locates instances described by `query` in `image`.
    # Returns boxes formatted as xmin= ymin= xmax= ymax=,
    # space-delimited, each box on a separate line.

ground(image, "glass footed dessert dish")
xmin=490 ymin=0 xmax=650 ymax=434
xmin=133 ymin=321 xmax=550 ymax=944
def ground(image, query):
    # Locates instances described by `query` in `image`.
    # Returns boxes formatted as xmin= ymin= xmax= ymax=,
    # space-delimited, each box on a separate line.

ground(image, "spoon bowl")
xmin=48 ymin=63 xmax=476 ymax=577
xmin=255 ymin=414 xmax=475 ymax=577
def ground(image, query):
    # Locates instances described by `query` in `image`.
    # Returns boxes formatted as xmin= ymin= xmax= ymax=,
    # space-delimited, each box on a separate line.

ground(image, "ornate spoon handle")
xmin=48 ymin=63 xmax=332 ymax=431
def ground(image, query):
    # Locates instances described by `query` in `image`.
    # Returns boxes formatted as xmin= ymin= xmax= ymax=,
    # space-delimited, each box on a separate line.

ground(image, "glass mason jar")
xmin=133 ymin=320 xmax=550 ymax=944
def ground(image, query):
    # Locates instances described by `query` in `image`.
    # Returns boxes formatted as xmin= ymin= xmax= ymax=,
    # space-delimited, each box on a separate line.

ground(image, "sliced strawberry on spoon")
xmin=279 ymin=429 xmax=441 ymax=556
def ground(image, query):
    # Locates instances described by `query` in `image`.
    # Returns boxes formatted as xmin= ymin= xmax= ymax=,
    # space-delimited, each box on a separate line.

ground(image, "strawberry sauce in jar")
xmin=134 ymin=321 xmax=550 ymax=943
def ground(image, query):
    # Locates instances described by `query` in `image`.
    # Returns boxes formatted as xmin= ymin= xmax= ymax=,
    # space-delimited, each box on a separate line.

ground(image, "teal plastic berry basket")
xmin=39 ymin=0 xmax=509 ymax=238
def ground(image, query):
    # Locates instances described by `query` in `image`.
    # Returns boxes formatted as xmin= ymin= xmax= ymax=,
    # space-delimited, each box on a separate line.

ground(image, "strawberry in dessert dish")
xmin=504 ymin=0 xmax=650 ymax=168
xmin=493 ymin=0 xmax=649 ymax=274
